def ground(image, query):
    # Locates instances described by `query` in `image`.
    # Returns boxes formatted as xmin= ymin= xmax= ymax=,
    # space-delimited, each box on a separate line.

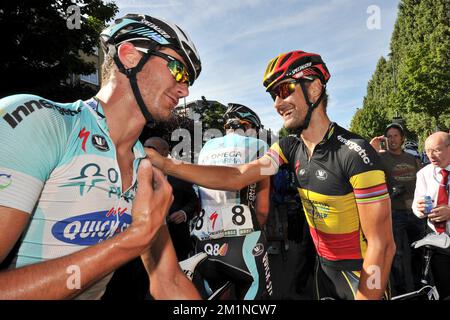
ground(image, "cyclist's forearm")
xmin=150 ymin=270 xmax=202 ymax=300
xmin=164 ymin=158 xmax=245 ymax=190
xmin=143 ymin=248 xmax=200 ymax=299
xmin=141 ymin=226 xmax=201 ymax=300
xmin=356 ymin=240 xmax=395 ymax=300
xmin=0 ymin=227 xmax=146 ymax=299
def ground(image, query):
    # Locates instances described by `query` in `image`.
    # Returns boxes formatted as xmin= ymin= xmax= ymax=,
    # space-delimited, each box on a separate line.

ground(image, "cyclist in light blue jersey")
xmin=192 ymin=104 xmax=273 ymax=299
xmin=0 ymin=13 xmax=202 ymax=299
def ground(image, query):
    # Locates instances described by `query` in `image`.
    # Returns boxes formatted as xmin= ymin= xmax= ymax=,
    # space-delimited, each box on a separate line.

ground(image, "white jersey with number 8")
xmin=193 ymin=133 xmax=268 ymax=240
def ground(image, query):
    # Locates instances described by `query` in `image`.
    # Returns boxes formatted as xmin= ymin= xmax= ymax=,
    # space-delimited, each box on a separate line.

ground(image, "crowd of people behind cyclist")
xmin=0 ymin=12 xmax=449 ymax=301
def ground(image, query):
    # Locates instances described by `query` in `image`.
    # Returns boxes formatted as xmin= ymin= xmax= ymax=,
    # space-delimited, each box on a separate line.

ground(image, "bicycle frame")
xmin=391 ymin=232 xmax=450 ymax=300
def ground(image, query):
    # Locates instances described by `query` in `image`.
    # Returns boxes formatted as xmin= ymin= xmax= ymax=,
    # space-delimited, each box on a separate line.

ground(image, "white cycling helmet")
xmin=100 ymin=13 xmax=201 ymax=84
xmin=100 ymin=14 xmax=202 ymax=126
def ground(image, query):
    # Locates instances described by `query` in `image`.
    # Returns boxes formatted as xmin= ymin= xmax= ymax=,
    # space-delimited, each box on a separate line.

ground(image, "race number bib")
xmin=191 ymin=204 xmax=254 ymax=240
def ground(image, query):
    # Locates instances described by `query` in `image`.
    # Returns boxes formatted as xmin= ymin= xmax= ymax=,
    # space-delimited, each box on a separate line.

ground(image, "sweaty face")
xmin=273 ymin=82 xmax=308 ymax=132
xmin=137 ymin=48 xmax=189 ymax=123
xmin=386 ymin=128 xmax=404 ymax=152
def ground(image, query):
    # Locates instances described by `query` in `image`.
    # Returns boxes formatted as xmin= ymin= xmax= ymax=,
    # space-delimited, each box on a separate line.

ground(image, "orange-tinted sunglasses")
xmin=269 ymin=80 xmax=300 ymax=101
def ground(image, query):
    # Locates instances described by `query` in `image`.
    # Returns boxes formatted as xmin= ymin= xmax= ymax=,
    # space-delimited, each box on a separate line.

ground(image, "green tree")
xmin=349 ymin=108 xmax=364 ymax=136
xmin=278 ymin=127 xmax=290 ymax=138
xmin=191 ymin=98 xmax=227 ymax=133
xmin=0 ymin=0 xmax=118 ymax=100
xmin=350 ymin=0 xmax=450 ymax=147
xmin=394 ymin=0 xmax=450 ymax=128
xmin=350 ymin=57 xmax=392 ymax=139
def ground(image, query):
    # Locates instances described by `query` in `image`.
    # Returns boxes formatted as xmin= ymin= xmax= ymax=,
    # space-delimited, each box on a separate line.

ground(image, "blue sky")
xmin=115 ymin=0 xmax=400 ymax=133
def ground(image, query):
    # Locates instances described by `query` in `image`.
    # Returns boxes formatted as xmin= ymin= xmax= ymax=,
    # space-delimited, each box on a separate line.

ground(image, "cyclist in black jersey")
xmin=147 ymin=50 xmax=396 ymax=300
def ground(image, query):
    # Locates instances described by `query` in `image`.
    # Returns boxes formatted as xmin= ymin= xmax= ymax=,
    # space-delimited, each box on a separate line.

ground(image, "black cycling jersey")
xmin=266 ymin=122 xmax=389 ymax=270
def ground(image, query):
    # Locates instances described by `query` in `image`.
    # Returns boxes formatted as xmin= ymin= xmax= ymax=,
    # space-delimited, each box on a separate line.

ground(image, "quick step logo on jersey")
xmin=51 ymin=209 xmax=131 ymax=245
xmin=3 ymin=99 xmax=80 ymax=129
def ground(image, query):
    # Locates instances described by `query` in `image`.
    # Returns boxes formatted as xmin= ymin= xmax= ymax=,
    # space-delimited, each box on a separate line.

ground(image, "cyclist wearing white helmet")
xmin=99 ymin=13 xmax=201 ymax=126
xmin=0 ymin=13 xmax=201 ymax=299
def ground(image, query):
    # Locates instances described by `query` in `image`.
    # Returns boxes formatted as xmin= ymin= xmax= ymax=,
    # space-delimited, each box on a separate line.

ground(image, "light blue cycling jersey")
xmin=193 ymin=133 xmax=268 ymax=240
xmin=0 ymin=94 xmax=146 ymax=299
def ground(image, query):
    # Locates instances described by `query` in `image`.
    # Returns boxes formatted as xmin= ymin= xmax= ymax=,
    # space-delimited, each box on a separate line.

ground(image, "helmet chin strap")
xmin=111 ymin=46 xmax=157 ymax=128
xmin=290 ymin=81 xmax=325 ymax=136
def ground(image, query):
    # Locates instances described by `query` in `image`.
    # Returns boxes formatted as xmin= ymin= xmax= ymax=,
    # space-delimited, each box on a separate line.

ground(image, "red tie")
xmin=435 ymin=169 xmax=449 ymax=234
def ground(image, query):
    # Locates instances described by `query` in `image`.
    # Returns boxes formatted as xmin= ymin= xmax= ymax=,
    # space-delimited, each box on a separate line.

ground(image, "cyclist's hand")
xmin=130 ymin=159 xmax=173 ymax=246
xmin=428 ymin=205 xmax=450 ymax=223
xmin=145 ymin=147 xmax=166 ymax=171
xmin=168 ymin=210 xmax=187 ymax=224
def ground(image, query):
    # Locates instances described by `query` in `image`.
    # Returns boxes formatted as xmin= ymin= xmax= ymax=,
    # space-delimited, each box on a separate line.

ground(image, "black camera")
xmin=380 ymin=138 xmax=388 ymax=151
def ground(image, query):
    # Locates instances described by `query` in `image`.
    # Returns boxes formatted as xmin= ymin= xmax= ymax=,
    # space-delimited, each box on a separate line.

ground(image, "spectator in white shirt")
xmin=412 ymin=131 xmax=450 ymax=299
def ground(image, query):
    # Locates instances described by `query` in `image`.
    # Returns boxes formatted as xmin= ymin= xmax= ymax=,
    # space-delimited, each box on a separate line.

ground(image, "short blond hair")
xmin=100 ymin=41 xmax=161 ymax=86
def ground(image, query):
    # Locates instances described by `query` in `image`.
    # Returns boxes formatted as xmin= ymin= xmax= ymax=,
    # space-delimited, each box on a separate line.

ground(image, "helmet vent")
xmin=280 ymin=52 xmax=293 ymax=66
xmin=178 ymin=27 xmax=188 ymax=40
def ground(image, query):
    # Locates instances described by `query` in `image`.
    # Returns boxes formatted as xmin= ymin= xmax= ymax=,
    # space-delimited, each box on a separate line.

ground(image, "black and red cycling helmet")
xmin=263 ymin=50 xmax=330 ymax=91
xmin=263 ymin=50 xmax=331 ymax=134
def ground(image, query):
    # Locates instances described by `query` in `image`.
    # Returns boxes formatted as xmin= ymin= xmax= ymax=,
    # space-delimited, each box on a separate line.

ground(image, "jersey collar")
xmin=317 ymin=122 xmax=336 ymax=147
xmin=83 ymin=97 xmax=146 ymax=160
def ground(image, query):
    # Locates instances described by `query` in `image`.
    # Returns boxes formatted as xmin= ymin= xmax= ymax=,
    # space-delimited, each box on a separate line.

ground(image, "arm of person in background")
xmin=369 ymin=136 xmax=387 ymax=153
xmin=0 ymin=160 xmax=173 ymax=299
xmin=255 ymin=177 xmax=270 ymax=227
xmin=146 ymin=148 xmax=276 ymax=191
xmin=168 ymin=181 xmax=199 ymax=224
xmin=356 ymin=198 xmax=396 ymax=300
xmin=140 ymin=225 xmax=201 ymax=299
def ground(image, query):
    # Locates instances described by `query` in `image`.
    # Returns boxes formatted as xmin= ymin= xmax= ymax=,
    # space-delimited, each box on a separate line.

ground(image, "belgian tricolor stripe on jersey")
xmin=351 ymin=171 xmax=389 ymax=204
xmin=267 ymin=144 xmax=288 ymax=167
